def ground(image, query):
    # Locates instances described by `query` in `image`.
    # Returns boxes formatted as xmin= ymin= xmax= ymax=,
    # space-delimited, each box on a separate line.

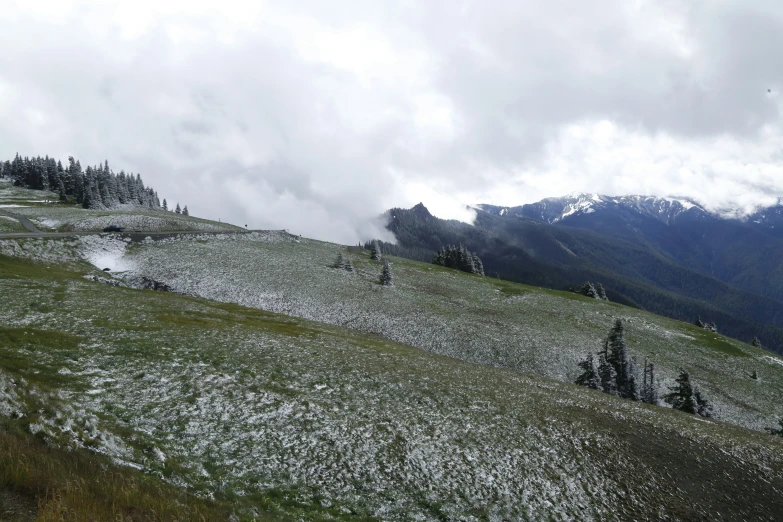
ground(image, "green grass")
xmin=0 ymin=252 xmax=783 ymax=520
xmin=119 ymin=233 xmax=783 ymax=434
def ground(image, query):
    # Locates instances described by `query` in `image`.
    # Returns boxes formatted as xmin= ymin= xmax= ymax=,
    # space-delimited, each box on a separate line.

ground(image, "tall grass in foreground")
xmin=0 ymin=419 xmax=232 ymax=521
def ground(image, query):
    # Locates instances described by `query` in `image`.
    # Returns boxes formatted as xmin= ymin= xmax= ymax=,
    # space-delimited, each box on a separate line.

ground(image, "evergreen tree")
xmin=664 ymin=370 xmax=712 ymax=417
xmin=58 ymin=179 xmax=67 ymax=202
xmin=433 ymin=247 xmax=445 ymax=266
xmin=575 ymin=353 xmax=600 ymax=390
xmin=334 ymin=252 xmax=346 ymax=269
xmin=597 ymin=351 xmax=618 ymax=396
xmin=752 ymin=336 xmax=762 ymax=348
xmin=580 ymin=282 xmax=598 ymax=298
xmin=472 ymin=253 xmax=485 ymax=276
xmin=162 ymin=199 xmax=168 ymax=211
xmin=344 ymin=258 xmax=354 ymax=273
xmin=431 ymin=244 xmax=484 ymax=275
xmin=695 ymin=316 xmax=705 ymax=328
xmin=175 ymin=203 xmax=181 ymax=214
xmin=596 ymin=282 xmax=608 ymax=301
xmin=370 ymin=240 xmax=382 ymax=261
xmin=100 ymin=181 xmax=112 ymax=208
xmin=606 ymin=319 xmax=637 ymax=400
xmin=182 ymin=205 xmax=189 ymax=216
xmin=641 ymin=359 xmax=659 ymax=404
xmin=82 ymin=179 xmax=92 ymax=209
xmin=380 ymin=261 xmax=393 ymax=287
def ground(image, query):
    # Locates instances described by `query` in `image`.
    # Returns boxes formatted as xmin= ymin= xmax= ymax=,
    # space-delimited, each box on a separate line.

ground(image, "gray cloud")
xmin=1 ymin=1 xmax=782 ymax=242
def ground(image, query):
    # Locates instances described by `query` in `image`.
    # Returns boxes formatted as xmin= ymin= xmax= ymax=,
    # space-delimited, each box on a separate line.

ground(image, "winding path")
xmin=0 ymin=210 xmax=41 ymax=233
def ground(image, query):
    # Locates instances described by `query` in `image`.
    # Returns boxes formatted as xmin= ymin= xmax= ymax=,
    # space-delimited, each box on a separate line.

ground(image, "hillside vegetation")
xmin=113 ymin=232 xmax=783 ymax=433
xmin=1 ymin=253 xmax=783 ymax=520
xmin=2 ymin=185 xmax=783 ymax=520
xmin=0 ymin=178 xmax=241 ymax=233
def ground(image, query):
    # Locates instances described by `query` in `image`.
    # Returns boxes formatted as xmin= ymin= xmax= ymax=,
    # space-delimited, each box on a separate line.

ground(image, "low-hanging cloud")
xmin=1 ymin=0 xmax=782 ymax=243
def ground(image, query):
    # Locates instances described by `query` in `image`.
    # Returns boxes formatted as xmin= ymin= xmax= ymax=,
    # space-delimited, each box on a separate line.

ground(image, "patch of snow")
xmin=78 ymin=236 xmax=134 ymax=272
xmin=760 ymin=355 xmax=783 ymax=367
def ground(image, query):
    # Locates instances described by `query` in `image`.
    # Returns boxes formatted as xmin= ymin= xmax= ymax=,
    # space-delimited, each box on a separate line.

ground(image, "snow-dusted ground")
xmin=1 ymin=265 xmax=781 ymax=520
xmin=115 ymin=232 xmax=783 ymax=433
xmin=0 ymin=182 xmax=240 ymax=233
xmin=0 ymin=215 xmax=25 ymax=232
xmin=12 ymin=206 xmax=241 ymax=232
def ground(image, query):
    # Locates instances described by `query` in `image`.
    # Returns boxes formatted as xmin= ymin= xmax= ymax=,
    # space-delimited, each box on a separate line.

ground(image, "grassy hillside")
xmin=0 ymin=180 xmax=241 ymax=233
xmin=1 ymin=253 xmax=783 ymax=520
xmin=107 ymin=232 xmax=783 ymax=433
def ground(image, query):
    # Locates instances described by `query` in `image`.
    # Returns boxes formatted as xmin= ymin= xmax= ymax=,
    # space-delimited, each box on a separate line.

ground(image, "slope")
xmin=1 ymin=252 xmax=783 ymax=521
xmin=0 ymin=178 xmax=241 ymax=233
xmin=43 ymin=229 xmax=777 ymax=433
xmin=384 ymin=204 xmax=783 ymax=354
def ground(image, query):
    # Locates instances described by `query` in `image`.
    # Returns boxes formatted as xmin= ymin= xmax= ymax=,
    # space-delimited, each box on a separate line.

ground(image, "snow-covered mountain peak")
xmin=476 ymin=194 xmax=709 ymax=225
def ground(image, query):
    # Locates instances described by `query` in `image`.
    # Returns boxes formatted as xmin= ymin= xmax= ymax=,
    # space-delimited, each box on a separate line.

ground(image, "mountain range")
xmin=382 ymin=193 xmax=783 ymax=354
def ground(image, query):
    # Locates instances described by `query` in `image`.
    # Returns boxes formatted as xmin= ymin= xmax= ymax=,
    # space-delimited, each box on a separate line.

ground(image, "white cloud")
xmin=1 ymin=1 xmax=783 ymax=243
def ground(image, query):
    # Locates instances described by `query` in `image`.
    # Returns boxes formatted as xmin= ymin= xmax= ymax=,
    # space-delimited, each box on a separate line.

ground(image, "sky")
xmin=1 ymin=0 xmax=782 ymax=243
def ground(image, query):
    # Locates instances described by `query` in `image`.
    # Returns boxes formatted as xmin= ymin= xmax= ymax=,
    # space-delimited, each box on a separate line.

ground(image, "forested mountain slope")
xmin=481 ymin=194 xmax=783 ymax=303
xmin=383 ymin=203 xmax=783 ymax=354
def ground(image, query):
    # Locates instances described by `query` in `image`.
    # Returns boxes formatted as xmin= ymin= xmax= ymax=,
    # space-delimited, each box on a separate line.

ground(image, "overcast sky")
xmin=2 ymin=1 xmax=782 ymax=243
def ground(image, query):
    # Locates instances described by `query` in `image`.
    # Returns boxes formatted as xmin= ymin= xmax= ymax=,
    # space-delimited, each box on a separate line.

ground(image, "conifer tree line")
xmin=579 ymin=281 xmax=608 ymax=301
xmin=0 ymin=153 xmax=189 ymax=213
xmin=576 ymin=319 xmax=712 ymax=417
xmin=432 ymin=244 xmax=485 ymax=275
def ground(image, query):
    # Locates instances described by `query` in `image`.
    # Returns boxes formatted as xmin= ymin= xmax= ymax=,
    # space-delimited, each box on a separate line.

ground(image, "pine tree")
xmin=580 ymin=282 xmax=598 ymax=298
xmin=182 ymin=205 xmax=189 ymax=216
xmin=575 ymin=353 xmax=600 ymax=390
xmin=82 ymin=179 xmax=92 ymax=209
xmin=472 ymin=253 xmax=485 ymax=276
xmin=162 ymin=199 xmax=168 ymax=211
xmin=370 ymin=240 xmax=382 ymax=261
xmin=695 ymin=316 xmax=705 ymax=328
xmin=334 ymin=252 xmax=346 ymax=269
xmin=641 ymin=359 xmax=659 ymax=404
xmin=100 ymin=181 xmax=112 ymax=208
xmin=433 ymin=247 xmax=445 ymax=266
xmin=58 ymin=179 xmax=67 ymax=202
xmin=175 ymin=203 xmax=181 ymax=214
xmin=344 ymin=258 xmax=354 ymax=273
xmin=380 ymin=261 xmax=393 ymax=287
xmin=664 ymin=370 xmax=712 ymax=417
xmin=597 ymin=351 xmax=618 ymax=396
xmin=596 ymin=282 xmax=608 ymax=301
xmin=606 ymin=319 xmax=637 ymax=399
xmin=752 ymin=336 xmax=762 ymax=348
